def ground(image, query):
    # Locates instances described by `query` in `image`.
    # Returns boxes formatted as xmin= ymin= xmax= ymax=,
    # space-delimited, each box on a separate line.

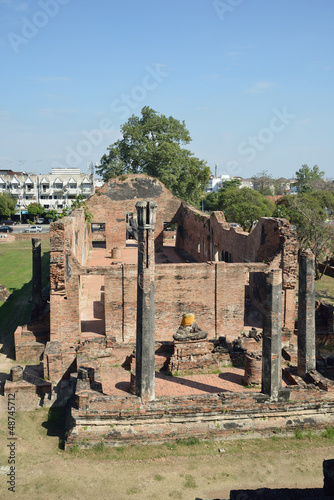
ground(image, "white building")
xmin=205 ymin=174 xmax=230 ymax=193
xmin=0 ymin=168 xmax=94 ymax=219
xmin=238 ymin=178 xmax=254 ymax=189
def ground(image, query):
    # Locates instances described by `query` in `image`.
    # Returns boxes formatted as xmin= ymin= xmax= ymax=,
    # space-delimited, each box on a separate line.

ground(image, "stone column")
xmin=298 ymin=250 xmax=316 ymax=376
xmin=31 ymin=238 xmax=43 ymax=320
xmin=135 ymin=201 xmax=157 ymax=401
xmin=261 ymin=269 xmax=283 ymax=400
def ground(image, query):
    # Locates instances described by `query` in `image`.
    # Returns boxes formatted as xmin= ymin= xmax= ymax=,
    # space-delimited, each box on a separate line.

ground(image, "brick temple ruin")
xmin=5 ymin=174 xmax=334 ymax=446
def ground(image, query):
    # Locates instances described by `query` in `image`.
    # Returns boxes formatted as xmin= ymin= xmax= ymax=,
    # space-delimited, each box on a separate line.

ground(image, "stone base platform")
xmin=67 ymin=378 xmax=334 ymax=448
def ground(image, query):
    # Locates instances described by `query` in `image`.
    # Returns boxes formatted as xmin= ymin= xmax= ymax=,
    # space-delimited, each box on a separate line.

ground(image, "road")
xmin=3 ymin=224 xmax=50 ymax=234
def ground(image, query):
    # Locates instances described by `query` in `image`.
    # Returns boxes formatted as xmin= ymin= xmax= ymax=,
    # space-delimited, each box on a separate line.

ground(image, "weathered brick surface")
xmin=48 ymin=175 xmax=298 ymax=351
xmin=176 ymin=208 xmax=298 ymax=332
xmin=14 ymin=312 xmax=50 ymax=363
xmin=86 ymin=175 xmax=182 ymax=252
xmin=42 ymin=175 xmax=301 ymax=415
xmin=67 ymin=384 xmax=334 ymax=447
xmin=169 ymin=339 xmax=231 ymax=374
xmin=49 ymin=209 xmax=89 ymax=344
xmin=14 ymin=232 xmax=50 ymax=242
xmin=243 ymin=353 xmax=262 ymax=385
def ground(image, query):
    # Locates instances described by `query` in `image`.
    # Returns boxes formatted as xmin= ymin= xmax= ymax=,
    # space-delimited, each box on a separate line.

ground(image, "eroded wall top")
xmin=86 ymin=174 xmax=183 ymax=250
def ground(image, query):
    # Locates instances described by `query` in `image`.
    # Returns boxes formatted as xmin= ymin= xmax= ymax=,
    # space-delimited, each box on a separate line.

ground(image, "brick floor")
xmin=99 ymin=366 xmax=260 ymax=397
xmin=82 ymin=241 xmax=268 ymax=396
xmin=87 ymin=240 xmax=184 ymax=267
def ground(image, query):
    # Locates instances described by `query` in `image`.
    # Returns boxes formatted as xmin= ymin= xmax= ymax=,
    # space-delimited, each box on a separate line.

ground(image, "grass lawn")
xmin=315 ymin=274 xmax=334 ymax=305
xmin=0 ymin=239 xmax=50 ymax=354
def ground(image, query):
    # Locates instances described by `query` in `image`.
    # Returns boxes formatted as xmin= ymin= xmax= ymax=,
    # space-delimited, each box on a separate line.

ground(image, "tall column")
xmin=135 ymin=201 xmax=157 ymax=401
xmin=261 ymin=269 xmax=283 ymax=400
xmin=31 ymin=238 xmax=43 ymax=320
xmin=298 ymin=250 xmax=316 ymax=376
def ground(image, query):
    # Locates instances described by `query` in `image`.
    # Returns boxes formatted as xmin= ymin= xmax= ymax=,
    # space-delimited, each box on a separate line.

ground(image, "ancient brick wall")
xmin=176 ymin=207 xmax=298 ymax=331
xmin=102 ymin=261 xmax=268 ymax=343
xmin=86 ymin=175 xmax=182 ymax=252
xmin=175 ymin=205 xmax=211 ymax=261
xmin=49 ymin=209 xmax=89 ymax=343
xmin=48 ymin=177 xmax=297 ymax=347
xmin=178 ymin=207 xmax=297 ymax=284
xmin=13 ymin=233 xmax=50 ymax=242
xmin=14 ymin=312 xmax=50 ymax=363
xmin=68 ymin=384 xmax=334 ymax=447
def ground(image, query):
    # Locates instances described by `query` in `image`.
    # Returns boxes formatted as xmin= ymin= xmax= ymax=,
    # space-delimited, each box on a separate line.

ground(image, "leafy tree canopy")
xmin=295 ymin=164 xmax=325 ymax=193
xmin=27 ymin=202 xmax=44 ymax=219
xmin=44 ymin=209 xmax=59 ymax=222
xmin=217 ymin=187 xmax=275 ymax=231
xmin=274 ymin=192 xmax=334 ymax=278
xmin=221 ymin=178 xmax=241 ymax=191
xmin=96 ymin=106 xmax=211 ymax=206
xmin=0 ymin=192 xmax=16 ymax=219
xmin=203 ymin=191 xmax=219 ymax=212
xmin=252 ymin=170 xmax=275 ymax=196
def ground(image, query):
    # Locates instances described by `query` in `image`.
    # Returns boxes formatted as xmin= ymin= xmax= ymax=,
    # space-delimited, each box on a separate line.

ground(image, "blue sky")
xmin=1 ymin=0 xmax=333 ymax=180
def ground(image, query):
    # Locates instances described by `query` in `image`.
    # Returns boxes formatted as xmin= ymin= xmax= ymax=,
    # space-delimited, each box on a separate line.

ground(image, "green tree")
xmin=71 ymin=194 xmax=93 ymax=223
xmin=0 ymin=193 xmax=16 ymax=219
xmin=251 ymin=170 xmax=274 ymax=195
xmin=203 ymin=191 xmax=219 ymax=211
xmin=44 ymin=209 xmax=59 ymax=222
xmin=27 ymin=202 xmax=44 ymax=220
xmin=274 ymin=192 xmax=334 ymax=278
xmin=218 ymin=187 xmax=275 ymax=231
xmin=221 ymin=178 xmax=241 ymax=191
xmin=97 ymin=106 xmax=211 ymax=206
xmin=295 ymin=164 xmax=325 ymax=193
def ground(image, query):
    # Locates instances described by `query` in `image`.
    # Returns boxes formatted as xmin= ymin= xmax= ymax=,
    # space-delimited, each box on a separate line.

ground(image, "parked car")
xmin=0 ymin=225 xmax=13 ymax=233
xmin=1 ymin=220 xmax=16 ymax=225
xmin=24 ymin=225 xmax=43 ymax=233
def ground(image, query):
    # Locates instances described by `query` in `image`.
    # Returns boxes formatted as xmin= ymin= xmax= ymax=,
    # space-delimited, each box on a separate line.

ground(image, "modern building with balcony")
xmin=0 ymin=168 xmax=94 ymax=220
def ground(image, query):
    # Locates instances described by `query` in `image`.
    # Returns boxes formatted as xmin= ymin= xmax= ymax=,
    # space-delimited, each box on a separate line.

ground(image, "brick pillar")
xmin=135 ymin=201 xmax=157 ymax=401
xmin=298 ymin=250 xmax=316 ymax=376
xmin=31 ymin=238 xmax=43 ymax=320
xmin=261 ymin=269 xmax=283 ymax=400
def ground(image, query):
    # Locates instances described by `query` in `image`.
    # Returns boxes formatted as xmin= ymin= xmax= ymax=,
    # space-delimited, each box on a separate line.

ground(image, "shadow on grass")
xmin=0 ymin=250 xmax=50 ymax=358
xmin=42 ymin=406 xmax=68 ymax=449
xmin=0 ymin=283 xmax=32 ymax=357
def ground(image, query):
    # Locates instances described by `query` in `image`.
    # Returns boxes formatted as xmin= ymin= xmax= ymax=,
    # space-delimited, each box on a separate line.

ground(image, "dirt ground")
xmin=0 ymin=352 xmax=333 ymax=499
xmin=0 ymin=405 xmax=333 ymax=500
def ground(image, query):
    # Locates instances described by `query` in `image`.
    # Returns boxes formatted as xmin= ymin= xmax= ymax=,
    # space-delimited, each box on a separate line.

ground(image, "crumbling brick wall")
xmin=14 ymin=312 xmax=50 ymax=363
xmin=68 ymin=382 xmax=334 ymax=447
xmin=176 ymin=207 xmax=298 ymax=331
xmin=86 ymin=174 xmax=182 ymax=252
xmin=50 ymin=209 xmax=89 ymax=344
xmin=175 ymin=205 xmax=211 ymax=261
xmin=103 ymin=261 xmax=267 ymax=343
xmin=48 ymin=175 xmax=298 ymax=348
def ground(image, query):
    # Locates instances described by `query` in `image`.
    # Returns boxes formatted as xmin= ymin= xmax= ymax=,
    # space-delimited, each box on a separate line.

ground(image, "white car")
xmin=24 ymin=225 xmax=43 ymax=233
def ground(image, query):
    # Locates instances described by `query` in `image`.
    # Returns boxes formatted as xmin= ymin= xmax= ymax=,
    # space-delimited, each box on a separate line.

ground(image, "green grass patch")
xmin=0 ymin=239 xmax=50 ymax=352
xmin=315 ymin=274 xmax=334 ymax=305
xmin=322 ymin=427 xmax=334 ymax=439
xmin=295 ymin=428 xmax=304 ymax=440
xmin=183 ymin=474 xmax=197 ymax=489
xmin=176 ymin=436 xmax=200 ymax=446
